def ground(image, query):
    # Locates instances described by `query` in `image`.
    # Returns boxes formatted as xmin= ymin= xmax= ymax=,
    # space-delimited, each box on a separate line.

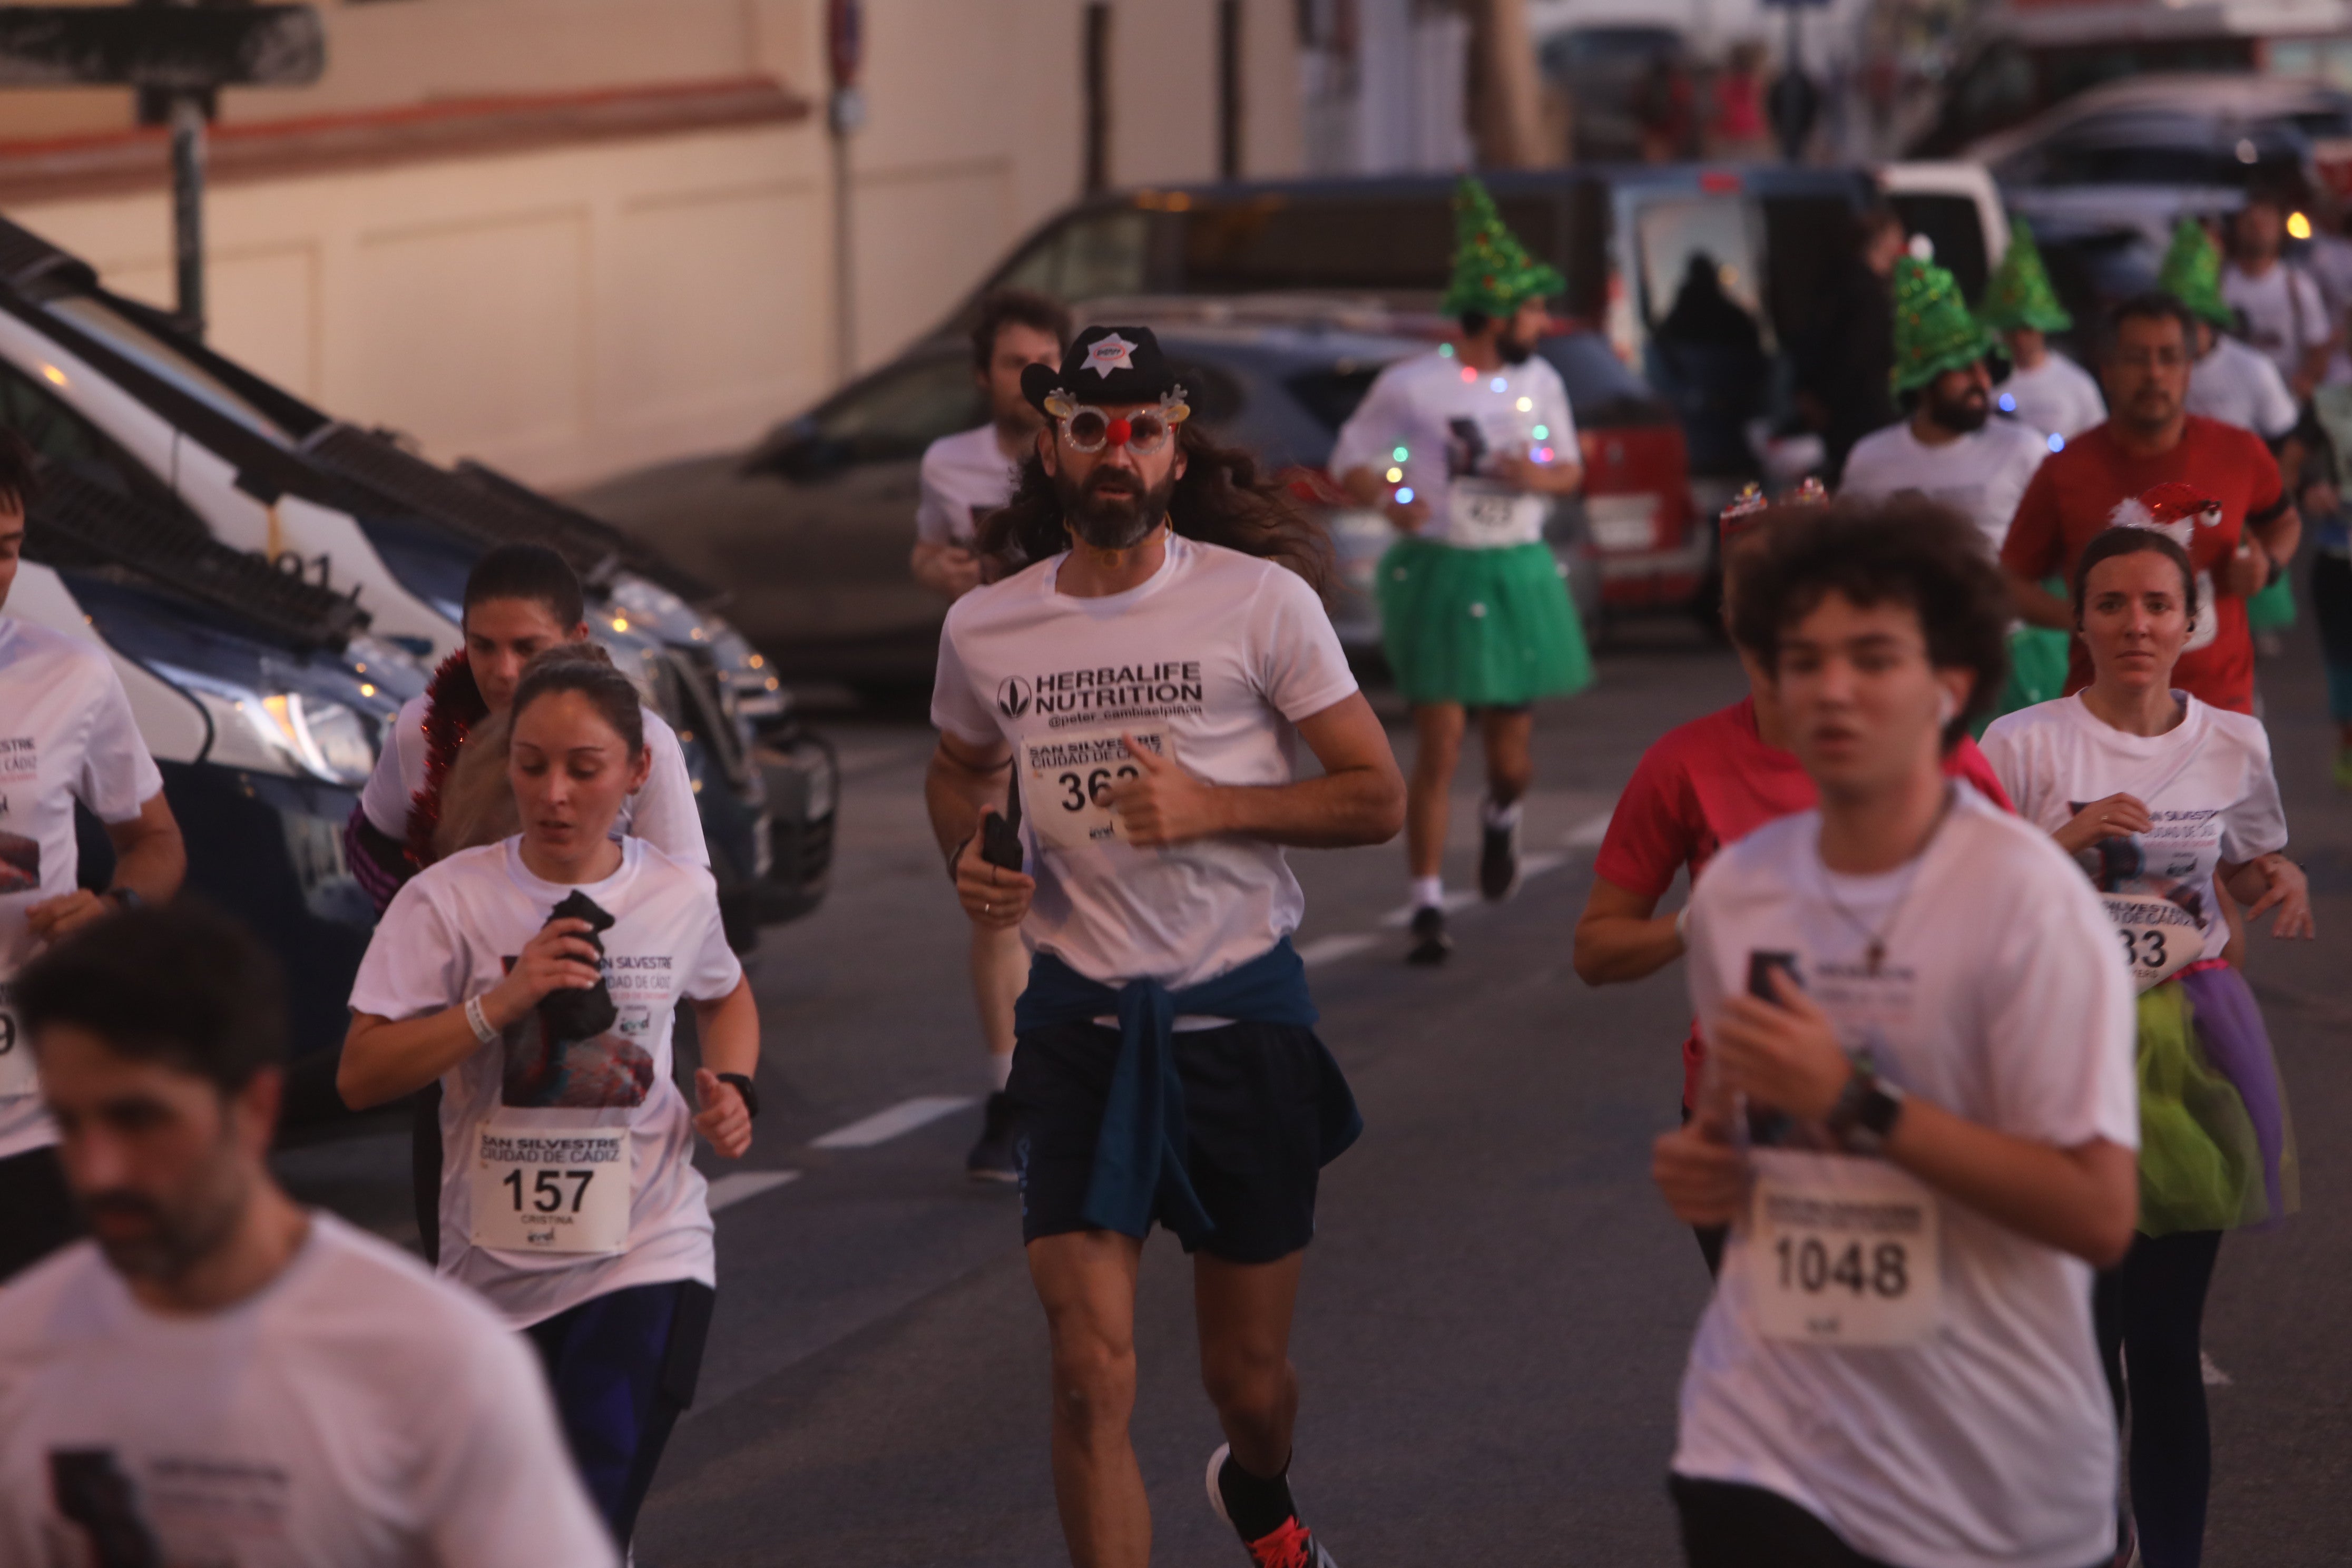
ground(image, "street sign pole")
xmin=0 ymin=4 xmax=324 ymax=337
xmin=828 ymin=0 xmax=864 ymax=380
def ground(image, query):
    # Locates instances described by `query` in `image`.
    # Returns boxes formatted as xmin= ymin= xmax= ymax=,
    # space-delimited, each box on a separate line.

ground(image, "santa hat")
xmin=2111 ymin=481 xmax=2223 ymax=533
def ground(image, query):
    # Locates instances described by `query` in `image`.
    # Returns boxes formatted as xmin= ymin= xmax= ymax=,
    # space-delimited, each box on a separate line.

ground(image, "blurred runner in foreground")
xmin=1332 ymin=177 xmax=1591 ymax=966
xmin=1654 ymin=497 xmax=2137 ymax=1568
xmin=0 ymin=904 xmax=612 ymax=1567
xmin=932 ymin=325 xmax=1404 ymax=1567
xmin=910 ymin=287 xmax=1070 ymax=1182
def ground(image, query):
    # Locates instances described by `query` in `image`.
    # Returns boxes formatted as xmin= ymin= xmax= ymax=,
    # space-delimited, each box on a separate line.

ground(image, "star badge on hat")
xmin=1084 ymin=332 xmax=1138 ymax=378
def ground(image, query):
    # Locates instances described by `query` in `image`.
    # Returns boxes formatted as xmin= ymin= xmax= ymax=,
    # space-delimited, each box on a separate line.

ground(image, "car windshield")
xmin=43 ymin=295 xmax=295 ymax=447
xmin=777 ymin=352 xmax=984 ymax=475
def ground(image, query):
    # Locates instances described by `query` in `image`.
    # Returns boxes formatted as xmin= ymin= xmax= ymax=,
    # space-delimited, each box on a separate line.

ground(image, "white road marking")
xmin=705 ymin=1170 xmax=802 ymax=1213
xmin=812 ymin=1095 xmax=977 ymax=1149
xmin=2202 ymin=1351 xmax=2231 ymax=1387
xmin=1299 ymin=932 xmax=1384 ymax=966
xmin=1562 ymin=812 xmax=1613 ymax=848
xmin=1521 ymin=850 xmax=1567 ymax=880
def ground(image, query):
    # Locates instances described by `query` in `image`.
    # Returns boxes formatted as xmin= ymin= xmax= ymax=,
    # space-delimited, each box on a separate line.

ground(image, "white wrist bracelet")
xmin=1674 ymin=906 xmax=1690 ymax=943
xmin=464 ymin=995 xmax=498 ymax=1045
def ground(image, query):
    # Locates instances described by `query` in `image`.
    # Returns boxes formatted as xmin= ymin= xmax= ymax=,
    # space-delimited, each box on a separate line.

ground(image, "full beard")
xmin=1929 ymin=391 xmax=1990 ymax=434
xmin=1498 ymin=329 xmax=1537 ymax=366
xmin=1057 ymin=466 xmax=1175 ymax=552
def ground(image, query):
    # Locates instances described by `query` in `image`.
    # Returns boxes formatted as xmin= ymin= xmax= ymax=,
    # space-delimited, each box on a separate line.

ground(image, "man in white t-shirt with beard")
xmin=909 ymin=288 xmax=1070 ymax=1182
xmin=0 ymin=905 xmax=612 ymax=1567
xmin=1652 ymin=497 xmax=2138 ymax=1568
xmin=928 ymin=325 xmax=1404 ymax=1568
xmin=1839 ymin=257 xmax=2052 ymax=560
xmin=0 ymin=433 xmax=186 ymax=1283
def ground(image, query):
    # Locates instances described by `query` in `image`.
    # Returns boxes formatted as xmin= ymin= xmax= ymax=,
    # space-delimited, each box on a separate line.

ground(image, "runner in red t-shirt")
xmin=1572 ymin=488 xmax=2012 ymax=1273
xmin=2001 ymin=293 xmax=2299 ymax=716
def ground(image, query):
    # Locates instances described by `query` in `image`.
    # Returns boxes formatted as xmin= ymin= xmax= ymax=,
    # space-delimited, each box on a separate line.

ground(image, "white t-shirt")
xmin=2187 ymin=333 xmax=2300 ymax=439
xmin=0 ymin=616 xmax=164 ymax=1160
xmin=1998 ymin=352 xmax=2106 ymax=440
xmin=930 ymin=534 xmax=1359 ymax=989
xmin=916 ymin=423 xmax=1023 ymax=549
xmin=2221 ymin=261 xmax=2330 ymax=385
xmin=1329 ymin=349 xmax=1578 ymax=546
xmin=2301 ymin=232 xmax=2352 ymax=385
xmin=348 ymin=837 xmax=742 ymax=1327
xmin=1838 ymin=416 xmax=2052 ymax=556
xmin=1673 ymin=785 xmax=2138 ymax=1568
xmin=0 ymin=1214 xmax=614 ymax=1568
xmin=1981 ymin=693 xmax=2287 ymax=964
xmin=358 ymin=691 xmax=707 ymax=869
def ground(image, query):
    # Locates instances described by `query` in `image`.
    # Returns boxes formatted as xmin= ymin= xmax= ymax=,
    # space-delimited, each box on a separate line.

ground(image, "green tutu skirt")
xmin=1376 ymin=537 xmax=1594 ymax=707
xmin=2135 ymin=981 xmax=2269 ymax=1236
xmin=2247 ymin=572 xmax=2296 ymax=634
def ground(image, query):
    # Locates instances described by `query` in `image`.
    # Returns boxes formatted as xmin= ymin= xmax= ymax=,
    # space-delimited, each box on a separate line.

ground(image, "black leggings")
xmin=2094 ymin=1229 xmax=2223 ymax=1568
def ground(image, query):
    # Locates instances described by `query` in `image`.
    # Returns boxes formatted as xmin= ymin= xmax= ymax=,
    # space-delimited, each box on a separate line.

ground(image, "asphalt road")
xmin=277 ymin=611 xmax=2352 ymax=1568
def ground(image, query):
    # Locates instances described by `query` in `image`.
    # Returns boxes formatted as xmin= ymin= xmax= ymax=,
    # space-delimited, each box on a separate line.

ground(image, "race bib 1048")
xmin=2102 ymin=893 xmax=2202 ymax=992
xmin=1445 ymin=482 xmax=1547 ymax=549
xmin=1020 ymin=725 xmax=1171 ymax=851
xmin=1749 ymin=1148 xmax=1942 ymax=1348
xmin=471 ymin=1127 xmax=631 ymax=1256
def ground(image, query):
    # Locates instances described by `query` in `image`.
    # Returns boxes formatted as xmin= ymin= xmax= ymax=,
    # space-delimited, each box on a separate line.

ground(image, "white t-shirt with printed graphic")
xmin=348 ymin=836 xmax=742 ymax=1327
xmin=1329 ymin=350 xmax=1578 ymax=546
xmin=930 ymin=534 xmax=1359 ymax=990
xmin=0 ymin=616 xmax=164 ymax=1160
xmin=1672 ymin=784 xmax=2138 ymax=1568
xmin=2221 ymin=261 xmax=2330 ymax=385
xmin=916 ymin=423 xmax=1023 ymax=549
xmin=1981 ymin=692 xmax=2287 ymax=964
xmin=0 ymin=1213 xmax=613 ymax=1568
xmin=1838 ymin=416 xmax=2052 ymax=557
xmin=1998 ymin=352 xmax=2106 ymax=440
xmin=2188 ymin=334 xmax=2300 ymax=440
xmin=358 ymin=694 xmax=707 ymax=869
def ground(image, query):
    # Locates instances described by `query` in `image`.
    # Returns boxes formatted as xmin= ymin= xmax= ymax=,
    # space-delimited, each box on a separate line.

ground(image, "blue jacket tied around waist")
xmin=1013 ymin=938 xmax=1360 ymax=1245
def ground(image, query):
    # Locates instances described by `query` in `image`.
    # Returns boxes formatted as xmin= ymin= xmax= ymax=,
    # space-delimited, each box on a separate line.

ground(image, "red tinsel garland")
xmin=405 ymin=648 xmax=487 ymax=870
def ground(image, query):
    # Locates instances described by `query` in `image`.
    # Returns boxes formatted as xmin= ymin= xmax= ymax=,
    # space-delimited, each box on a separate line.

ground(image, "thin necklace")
xmin=1819 ymin=790 xmax=1952 ymax=976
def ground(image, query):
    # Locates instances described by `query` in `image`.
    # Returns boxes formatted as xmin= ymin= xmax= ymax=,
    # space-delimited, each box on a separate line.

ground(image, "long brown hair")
xmin=976 ymin=422 xmax=1333 ymax=588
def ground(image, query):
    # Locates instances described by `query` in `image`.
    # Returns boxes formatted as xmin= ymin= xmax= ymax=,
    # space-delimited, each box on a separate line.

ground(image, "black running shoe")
xmin=965 ymin=1091 xmax=1020 ymax=1184
xmin=1406 ymin=905 xmax=1452 ymax=966
xmin=1207 ymin=1444 xmax=1338 ymax=1568
xmin=1479 ymin=812 xmax=1521 ymax=901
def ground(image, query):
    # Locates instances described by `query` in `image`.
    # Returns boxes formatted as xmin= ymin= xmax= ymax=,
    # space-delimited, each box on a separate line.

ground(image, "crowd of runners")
xmin=0 ymin=177 xmax=2326 ymax=1568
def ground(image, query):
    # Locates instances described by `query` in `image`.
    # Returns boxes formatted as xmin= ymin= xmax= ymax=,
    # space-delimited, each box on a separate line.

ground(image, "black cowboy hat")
xmin=1020 ymin=324 xmax=1185 ymax=414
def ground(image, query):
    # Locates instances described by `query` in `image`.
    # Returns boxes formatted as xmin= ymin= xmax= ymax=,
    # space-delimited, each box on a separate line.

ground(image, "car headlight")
xmin=148 ymin=663 xmax=378 ymax=786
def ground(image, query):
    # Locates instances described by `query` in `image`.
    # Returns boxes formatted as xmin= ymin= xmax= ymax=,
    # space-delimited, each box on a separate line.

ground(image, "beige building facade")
xmin=0 ymin=0 xmax=1304 ymax=488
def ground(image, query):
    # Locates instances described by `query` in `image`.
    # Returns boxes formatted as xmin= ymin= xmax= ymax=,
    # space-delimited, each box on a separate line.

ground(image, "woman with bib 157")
xmin=1982 ymin=513 xmax=2313 ymax=1568
xmin=340 ymin=646 xmax=761 ymax=1553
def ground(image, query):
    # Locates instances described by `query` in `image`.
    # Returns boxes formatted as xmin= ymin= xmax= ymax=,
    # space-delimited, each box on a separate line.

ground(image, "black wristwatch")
xmin=716 ymin=1071 xmax=760 ymax=1121
xmin=1825 ymin=1065 xmax=1906 ymax=1155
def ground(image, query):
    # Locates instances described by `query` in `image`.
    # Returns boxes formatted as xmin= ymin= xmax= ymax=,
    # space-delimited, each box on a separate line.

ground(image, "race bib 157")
xmin=1749 ymin=1148 xmax=1942 ymax=1348
xmin=1020 ymin=725 xmax=1171 ymax=851
xmin=2102 ymin=893 xmax=2202 ymax=992
xmin=471 ymin=1126 xmax=631 ymax=1256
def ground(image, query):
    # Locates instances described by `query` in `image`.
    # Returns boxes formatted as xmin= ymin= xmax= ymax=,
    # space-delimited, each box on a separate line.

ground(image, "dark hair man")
xmin=1330 ymin=177 xmax=1592 ymax=964
xmin=910 ymin=287 xmax=1070 ymax=1180
xmin=931 ymin=325 xmax=1404 ymax=1567
xmin=2003 ymin=293 xmax=2301 ymax=716
xmin=0 ymin=428 xmax=187 ymax=1282
xmin=1655 ymin=498 xmax=2138 ymax=1568
xmin=0 ymin=905 xmax=612 ymax=1566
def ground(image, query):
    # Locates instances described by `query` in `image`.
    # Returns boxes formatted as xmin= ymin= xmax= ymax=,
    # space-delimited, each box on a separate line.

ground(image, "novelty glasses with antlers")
xmin=1042 ymin=386 xmax=1192 ymax=457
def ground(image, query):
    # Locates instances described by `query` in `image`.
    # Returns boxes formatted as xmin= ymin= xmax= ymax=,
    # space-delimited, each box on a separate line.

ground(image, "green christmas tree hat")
xmin=2158 ymin=217 xmax=2232 ymax=328
xmin=1890 ymin=255 xmax=1993 ymax=394
xmin=1977 ymin=218 xmax=2073 ymax=334
xmin=1442 ymin=176 xmax=1565 ymax=318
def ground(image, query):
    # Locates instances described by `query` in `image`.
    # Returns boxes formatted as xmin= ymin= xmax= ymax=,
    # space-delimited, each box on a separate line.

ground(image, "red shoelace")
xmin=1245 ymin=1515 xmax=1317 ymax=1568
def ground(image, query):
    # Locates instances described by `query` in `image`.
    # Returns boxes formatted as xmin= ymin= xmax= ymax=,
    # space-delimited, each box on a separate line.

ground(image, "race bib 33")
xmin=2102 ymin=893 xmax=2202 ymax=992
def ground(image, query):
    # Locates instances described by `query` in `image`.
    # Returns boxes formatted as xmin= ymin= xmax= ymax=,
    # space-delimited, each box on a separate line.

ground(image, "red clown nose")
xmin=1104 ymin=417 xmax=1133 ymax=447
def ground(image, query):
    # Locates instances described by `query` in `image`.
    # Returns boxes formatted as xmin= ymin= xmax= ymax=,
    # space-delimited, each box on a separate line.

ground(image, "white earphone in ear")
xmin=1936 ymin=690 xmax=1959 ymax=726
